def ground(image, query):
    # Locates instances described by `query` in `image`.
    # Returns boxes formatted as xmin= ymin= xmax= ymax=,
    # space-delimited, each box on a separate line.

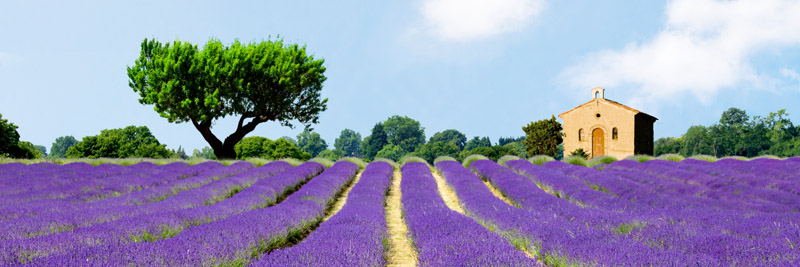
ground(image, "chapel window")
xmin=612 ymin=127 xmax=618 ymax=140
xmin=578 ymin=129 xmax=583 ymax=141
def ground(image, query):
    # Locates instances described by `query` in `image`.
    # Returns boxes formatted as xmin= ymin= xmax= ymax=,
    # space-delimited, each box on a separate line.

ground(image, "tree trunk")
xmin=214 ymin=142 xmax=237 ymax=160
xmin=192 ymin=116 xmax=266 ymax=160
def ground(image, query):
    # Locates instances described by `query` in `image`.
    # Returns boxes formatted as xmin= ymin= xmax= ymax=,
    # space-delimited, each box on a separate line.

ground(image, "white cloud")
xmin=560 ymin=0 xmax=800 ymax=104
xmin=781 ymin=67 xmax=800 ymax=81
xmin=419 ymin=0 xmax=545 ymax=42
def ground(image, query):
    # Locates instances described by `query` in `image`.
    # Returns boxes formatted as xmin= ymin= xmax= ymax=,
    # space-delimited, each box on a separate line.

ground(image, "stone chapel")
xmin=558 ymin=87 xmax=657 ymax=159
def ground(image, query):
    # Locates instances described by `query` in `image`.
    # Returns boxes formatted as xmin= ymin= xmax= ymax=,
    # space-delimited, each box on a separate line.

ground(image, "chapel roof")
xmin=558 ymin=97 xmax=657 ymax=121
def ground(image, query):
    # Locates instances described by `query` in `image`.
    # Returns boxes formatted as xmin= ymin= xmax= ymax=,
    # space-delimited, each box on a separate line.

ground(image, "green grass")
xmin=462 ymin=154 xmax=489 ymax=168
xmin=625 ymin=155 xmax=655 ymax=163
xmin=614 ymin=221 xmax=647 ymax=234
xmin=496 ymin=155 xmax=520 ymax=167
xmin=562 ymin=156 xmax=588 ymax=167
xmin=720 ymin=155 xmax=749 ymax=161
xmin=529 ymin=155 xmax=555 ymax=165
xmin=432 ymin=155 xmax=457 ymax=164
xmin=276 ymin=158 xmax=304 ymax=166
xmin=656 ymin=153 xmax=684 ymax=162
xmin=308 ymin=157 xmax=335 ymax=168
xmin=586 ymin=155 xmax=618 ymax=167
xmin=244 ymin=158 xmax=271 ymax=166
xmin=688 ymin=154 xmax=717 ymax=162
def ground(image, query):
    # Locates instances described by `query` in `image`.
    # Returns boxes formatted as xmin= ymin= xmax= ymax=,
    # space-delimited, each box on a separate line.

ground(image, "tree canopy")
xmin=50 ymin=135 xmax=78 ymax=158
xmin=0 ymin=113 xmax=38 ymax=159
xmin=66 ymin=126 xmax=172 ymax=158
xmin=233 ymin=136 xmax=310 ymax=160
xmin=361 ymin=123 xmax=388 ymax=160
xmin=464 ymin=136 xmax=491 ymax=151
xmin=0 ymin=113 xmax=21 ymax=157
xmin=334 ymin=129 xmax=361 ymax=157
xmin=296 ymin=129 xmax=327 ymax=157
xmin=429 ymin=129 xmax=467 ymax=150
xmin=127 ymin=38 xmax=327 ymax=159
xmin=382 ymin=115 xmax=425 ymax=153
xmin=655 ymin=108 xmax=800 ymax=157
xmin=522 ymin=115 xmax=563 ymax=157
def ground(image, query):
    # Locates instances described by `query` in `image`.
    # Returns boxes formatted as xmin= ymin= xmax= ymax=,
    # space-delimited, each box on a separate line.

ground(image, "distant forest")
xmin=654 ymin=108 xmax=800 ymax=158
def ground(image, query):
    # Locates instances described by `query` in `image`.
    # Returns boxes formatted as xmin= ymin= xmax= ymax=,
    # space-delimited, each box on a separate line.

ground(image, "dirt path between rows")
xmin=385 ymin=170 xmax=417 ymax=267
xmin=323 ymin=170 xmax=363 ymax=221
xmin=480 ymin=179 xmax=540 ymax=261
xmin=431 ymin=172 xmax=465 ymax=214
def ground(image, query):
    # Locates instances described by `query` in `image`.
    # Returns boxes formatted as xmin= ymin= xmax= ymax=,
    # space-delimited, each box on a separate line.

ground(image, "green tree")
xmin=502 ymin=142 xmax=527 ymax=157
xmin=127 ymin=38 xmax=327 ymax=159
xmin=317 ymin=149 xmax=344 ymax=161
xmin=521 ymin=115 xmax=563 ymax=157
xmin=33 ymin=145 xmax=47 ymax=157
xmin=334 ymin=129 xmax=361 ymax=157
xmin=429 ymin=129 xmax=467 ymax=150
xmin=498 ymin=136 xmax=524 ymax=146
xmin=268 ymin=138 xmax=311 ymax=160
xmin=192 ymin=146 xmax=217 ymax=159
xmin=654 ymin=137 xmax=682 ymax=156
xmin=680 ymin=125 xmax=714 ymax=156
xmin=719 ymin=107 xmax=749 ymax=126
xmin=361 ymin=123 xmax=388 ymax=160
xmin=65 ymin=126 xmax=172 ymax=158
xmin=0 ymin=113 xmax=21 ymax=157
xmin=464 ymin=136 xmax=491 ymax=151
xmin=296 ymin=129 xmax=327 ymax=157
xmin=413 ymin=141 xmax=460 ymax=163
xmin=459 ymin=145 xmax=516 ymax=162
xmin=173 ymin=146 xmax=188 ymax=159
xmin=234 ymin=136 xmax=271 ymax=159
xmin=375 ymin=144 xmax=406 ymax=162
xmin=49 ymin=136 xmax=78 ymax=158
xmin=383 ymin=115 xmax=425 ymax=153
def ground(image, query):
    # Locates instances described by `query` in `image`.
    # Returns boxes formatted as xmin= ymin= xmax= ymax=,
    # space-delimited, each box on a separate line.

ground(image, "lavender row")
xmin=401 ymin=162 xmax=536 ymax=266
xmin=463 ymin=159 xmax=739 ymax=265
xmin=254 ymin=161 xmax=394 ymax=266
xmin=532 ymin=160 xmax=799 ymax=265
xmin=0 ymin=163 xmax=128 ymax=196
xmin=657 ymin=159 xmax=800 ymax=198
xmin=0 ymin=162 xmax=261 ymax=241
xmin=3 ymin=161 xmax=319 ymax=264
xmin=34 ymin=161 xmax=359 ymax=266
xmin=605 ymin=159 xmax=800 ymax=211
xmin=0 ymin=162 xmax=213 ymax=220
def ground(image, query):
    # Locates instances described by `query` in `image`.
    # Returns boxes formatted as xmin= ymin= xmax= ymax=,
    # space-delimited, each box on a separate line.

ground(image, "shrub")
xmin=497 ymin=155 xmax=521 ymax=167
xmin=656 ymin=153 xmax=684 ymax=162
xmin=338 ymin=157 xmax=367 ymax=169
xmin=688 ymin=154 xmax=717 ymax=162
xmin=462 ymin=154 xmax=489 ymax=168
xmin=308 ymin=157 xmax=335 ymax=168
xmin=563 ymin=155 xmax=588 ymax=167
xmin=433 ymin=156 xmax=458 ymax=164
xmin=529 ymin=155 xmax=555 ymax=165
xmin=625 ymin=155 xmax=655 ymax=163
xmin=569 ymin=148 xmax=590 ymax=159
xmin=587 ymin=155 xmax=618 ymax=167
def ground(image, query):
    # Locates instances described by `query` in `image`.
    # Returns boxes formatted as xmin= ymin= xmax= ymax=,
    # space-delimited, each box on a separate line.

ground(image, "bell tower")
xmin=592 ymin=87 xmax=605 ymax=100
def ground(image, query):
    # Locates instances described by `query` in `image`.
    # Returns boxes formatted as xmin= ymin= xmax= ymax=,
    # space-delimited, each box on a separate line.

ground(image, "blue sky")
xmin=2 ymin=0 xmax=800 ymax=153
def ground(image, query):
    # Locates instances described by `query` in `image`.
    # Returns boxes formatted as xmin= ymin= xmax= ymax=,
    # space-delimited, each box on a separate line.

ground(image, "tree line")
xmin=655 ymin=107 xmax=800 ymax=158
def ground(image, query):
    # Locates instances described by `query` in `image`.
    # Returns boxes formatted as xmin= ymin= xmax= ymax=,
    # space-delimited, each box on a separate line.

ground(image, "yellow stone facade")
xmin=558 ymin=87 xmax=657 ymax=159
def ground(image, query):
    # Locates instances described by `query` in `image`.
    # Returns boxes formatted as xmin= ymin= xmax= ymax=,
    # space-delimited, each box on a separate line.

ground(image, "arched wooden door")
xmin=592 ymin=128 xmax=604 ymax=157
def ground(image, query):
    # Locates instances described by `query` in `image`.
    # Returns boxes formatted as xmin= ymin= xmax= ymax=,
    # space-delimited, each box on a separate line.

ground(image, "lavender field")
xmin=1 ymin=157 xmax=799 ymax=266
